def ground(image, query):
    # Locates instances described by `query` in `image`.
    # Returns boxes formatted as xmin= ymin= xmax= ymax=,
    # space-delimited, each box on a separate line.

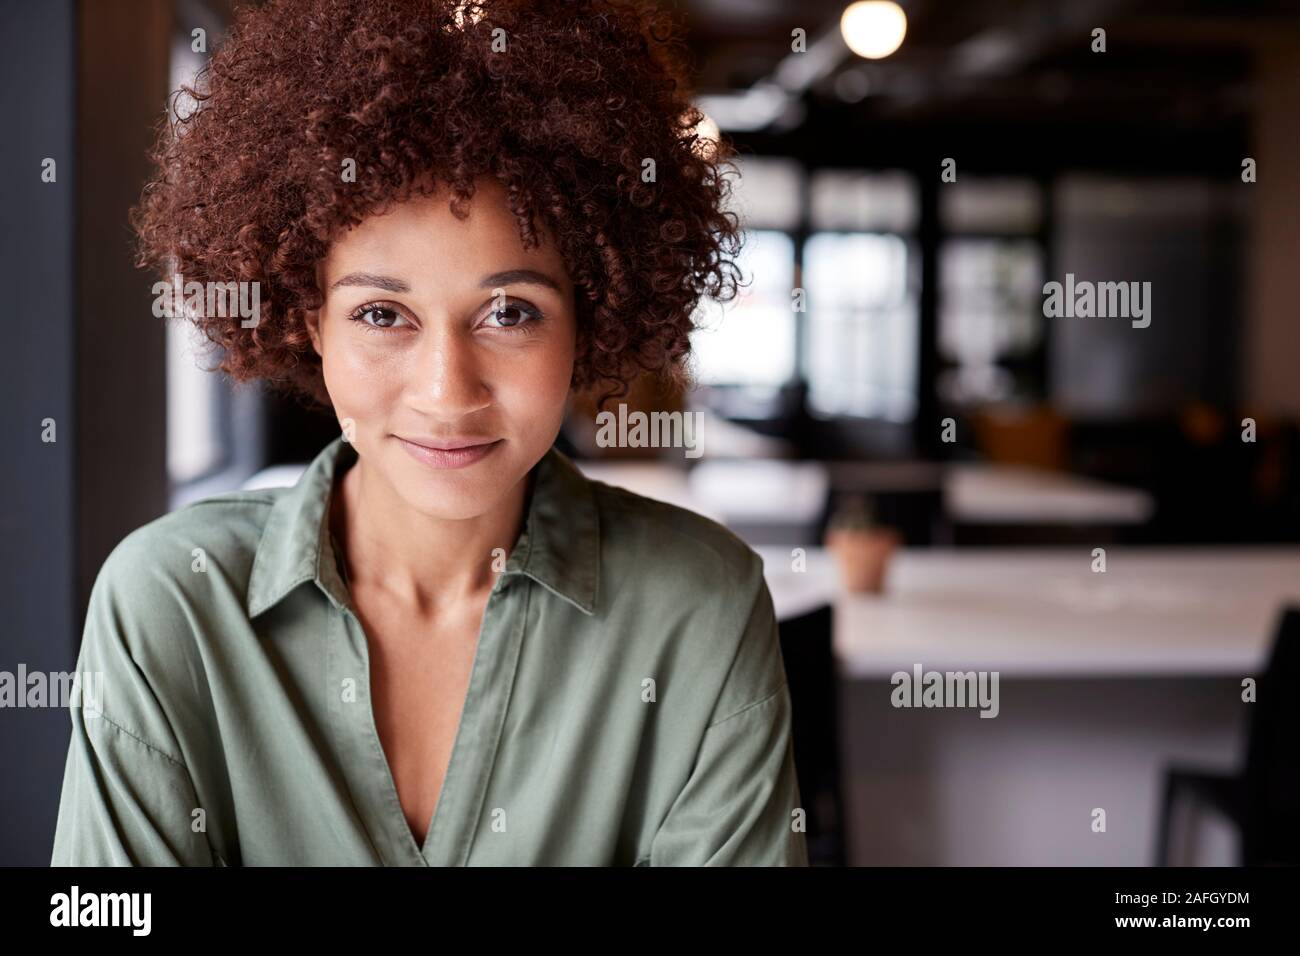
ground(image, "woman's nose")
xmin=408 ymin=324 xmax=492 ymax=419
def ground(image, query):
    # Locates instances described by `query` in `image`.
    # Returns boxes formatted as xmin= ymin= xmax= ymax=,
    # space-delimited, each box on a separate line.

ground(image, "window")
xmin=937 ymin=178 xmax=1046 ymax=406
xmin=803 ymin=170 xmax=919 ymax=421
xmin=689 ymin=156 xmax=801 ymax=388
xmin=165 ymin=27 xmax=225 ymax=488
xmin=165 ymin=2 xmax=264 ymax=506
xmin=691 ymin=230 xmax=797 ymax=387
xmin=804 ymin=232 xmax=918 ymax=421
xmin=938 ymin=239 xmax=1043 ymax=405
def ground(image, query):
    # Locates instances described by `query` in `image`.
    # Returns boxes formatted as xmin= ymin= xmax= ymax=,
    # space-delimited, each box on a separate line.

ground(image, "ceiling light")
xmin=840 ymin=1 xmax=907 ymax=60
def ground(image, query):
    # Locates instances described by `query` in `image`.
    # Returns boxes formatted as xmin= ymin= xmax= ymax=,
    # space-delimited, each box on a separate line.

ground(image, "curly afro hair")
xmin=133 ymin=0 xmax=744 ymax=408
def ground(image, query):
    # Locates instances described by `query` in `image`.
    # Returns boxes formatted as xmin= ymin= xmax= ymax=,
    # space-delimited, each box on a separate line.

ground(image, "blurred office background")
xmin=4 ymin=0 xmax=1300 ymax=865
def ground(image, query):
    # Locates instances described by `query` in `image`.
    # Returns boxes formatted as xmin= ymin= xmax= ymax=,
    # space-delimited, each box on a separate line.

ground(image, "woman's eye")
xmin=352 ymin=306 xmax=404 ymax=329
xmin=483 ymin=302 xmax=540 ymax=330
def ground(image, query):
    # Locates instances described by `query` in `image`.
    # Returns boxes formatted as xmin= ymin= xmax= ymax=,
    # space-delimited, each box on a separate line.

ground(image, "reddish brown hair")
xmin=133 ymin=0 xmax=744 ymax=407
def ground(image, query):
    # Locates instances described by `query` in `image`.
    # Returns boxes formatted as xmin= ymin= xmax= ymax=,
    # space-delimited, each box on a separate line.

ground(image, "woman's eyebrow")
xmin=329 ymin=269 xmax=562 ymax=294
xmin=478 ymin=269 xmax=563 ymax=294
xmin=329 ymin=272 xmax=410 ymax=293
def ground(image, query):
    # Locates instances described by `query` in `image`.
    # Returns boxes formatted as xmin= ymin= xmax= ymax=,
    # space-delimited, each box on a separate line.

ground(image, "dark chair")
xmin=1155 ymin=606 xmax=1300 ymax=865
xmin=777 ymin=604 xmax=848 ymax=866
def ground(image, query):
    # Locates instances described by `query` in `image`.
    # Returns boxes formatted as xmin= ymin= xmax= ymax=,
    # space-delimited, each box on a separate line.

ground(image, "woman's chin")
xmin=383 ymin=460 xmax=518 ymax=523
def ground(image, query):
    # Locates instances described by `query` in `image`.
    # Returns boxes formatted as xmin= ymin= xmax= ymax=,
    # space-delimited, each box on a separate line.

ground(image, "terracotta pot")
xmin=825 ymin=527 xmax=900 ymax=594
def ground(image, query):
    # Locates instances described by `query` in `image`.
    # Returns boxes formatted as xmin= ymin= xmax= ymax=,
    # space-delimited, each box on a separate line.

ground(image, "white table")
xmin=577 ymin=458 xmax=828 ymax=531
xmin=579 ymin=458 xmax=1154 ymax=529
xmin=758 ymin=546 xmax=1300 ymax=678
xmin=945 ymin=463 xmax=1154 ymax=525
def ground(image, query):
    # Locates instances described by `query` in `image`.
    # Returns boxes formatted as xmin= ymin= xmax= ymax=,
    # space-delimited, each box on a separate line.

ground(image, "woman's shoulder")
xmin=585 ymin=477 xmax=766 ymax=600
xmin=101 ymin=488 xmax=280 ymax=576
xmin=89 ymin=487 xmax=286 ymax=625
xmin=79 ymin=489 xmax=289 ymax=728
xmin=583 ymin=477 xmax=786 ymax=729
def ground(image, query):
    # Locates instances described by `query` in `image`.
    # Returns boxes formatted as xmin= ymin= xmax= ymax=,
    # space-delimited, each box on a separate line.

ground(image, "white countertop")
xmin=577 ymin=458 xmax=827 ymax=527
xmin=758 ymin=545 xmax=1300 ymax=678
xmin=945 ymin=463 xmax=1155 ymax=525
xmin=578 ymin=458 xmax=1155 ymax=528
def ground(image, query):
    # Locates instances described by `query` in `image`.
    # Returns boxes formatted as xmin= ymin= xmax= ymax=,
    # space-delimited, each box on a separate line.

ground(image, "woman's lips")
xmin=396 ymin=436 xmax=502 ymax=470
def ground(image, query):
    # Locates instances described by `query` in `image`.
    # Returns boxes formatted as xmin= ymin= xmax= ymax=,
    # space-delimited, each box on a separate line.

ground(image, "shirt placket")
xmin=326 ymin=602 xmax=424 ymax=865
xmin=324 ymin=569 xmax=532 ymax=866
xmin=419 ymin=573 xmax=532 ymax=865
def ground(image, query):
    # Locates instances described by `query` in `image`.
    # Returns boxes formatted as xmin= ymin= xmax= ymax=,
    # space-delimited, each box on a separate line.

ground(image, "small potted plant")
xmin=824 ymin=493 xmax=899 ymax=594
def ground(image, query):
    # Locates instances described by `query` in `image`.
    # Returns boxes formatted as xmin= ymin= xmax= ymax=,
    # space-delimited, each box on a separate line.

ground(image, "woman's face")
xmin=307 ymin=178 xmax=577 ymax=521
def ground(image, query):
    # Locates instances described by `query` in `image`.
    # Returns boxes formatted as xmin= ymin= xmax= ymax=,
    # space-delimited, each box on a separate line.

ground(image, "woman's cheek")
xmin=523 ymin=340 xmax=575 ymax=402
xmin=485 ymin=366 xmax=561 ymax=443
xmin=322 ymin=332 xmax=402 ymax=429
xmin=349 ymin=330 xmax=404 ymax=382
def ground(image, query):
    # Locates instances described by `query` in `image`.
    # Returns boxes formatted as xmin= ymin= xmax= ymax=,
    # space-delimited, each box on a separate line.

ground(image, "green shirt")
xmin=50 ymin=435 xmax=809 ymax=866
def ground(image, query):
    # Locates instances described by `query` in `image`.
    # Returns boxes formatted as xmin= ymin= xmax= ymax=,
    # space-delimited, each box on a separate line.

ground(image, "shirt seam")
xmin=86 ymin=708 xmax=188 ymax=770
xmin=82 ymin=708 xmax=220 ymax=864
xmin=645 ymin=678 xmax=789 ymax=864
xmin=183 ymin=496 xmax=276 ymax=504
xmin=703 ymin=556 xmax=771 ymax=726
xmin=183 ymin=497 xmax=277 ymax=509
xmin=705 ymin=681 xmax=786 ymax=731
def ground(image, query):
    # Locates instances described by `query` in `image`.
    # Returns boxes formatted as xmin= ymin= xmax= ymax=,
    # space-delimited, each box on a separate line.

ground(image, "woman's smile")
xmin=394 ymin=435 xmax=503 ymax=470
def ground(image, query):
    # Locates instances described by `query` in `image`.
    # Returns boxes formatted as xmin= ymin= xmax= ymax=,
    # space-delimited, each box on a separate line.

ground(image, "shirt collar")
xmin=247 ymin=435 xmax=600 ymax=619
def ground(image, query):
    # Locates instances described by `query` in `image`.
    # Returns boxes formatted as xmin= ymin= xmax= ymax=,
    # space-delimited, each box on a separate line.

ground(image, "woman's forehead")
xmin=320 ymin=187 xmax=570 ymax=295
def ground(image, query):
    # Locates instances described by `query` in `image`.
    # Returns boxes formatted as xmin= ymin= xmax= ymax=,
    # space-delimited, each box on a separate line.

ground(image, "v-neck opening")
xmin=344 ymin=567 xmax=516 ymax=866
xmin=414 ymin=582 xmax=499 ymax=860
xmin=324 ymin=448 xmax=538 ymax=866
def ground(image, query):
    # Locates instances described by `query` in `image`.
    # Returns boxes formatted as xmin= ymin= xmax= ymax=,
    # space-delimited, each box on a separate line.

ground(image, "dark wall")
xmin=0 ymin=0 xmax=77 ymax=866
xmin=75 ymin=0 xmax=171 ymax=618
xmin=0 ymin=0 xmax=172 ymax=866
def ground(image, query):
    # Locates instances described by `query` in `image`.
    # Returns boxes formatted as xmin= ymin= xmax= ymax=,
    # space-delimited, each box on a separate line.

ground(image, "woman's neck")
xmin=330 ymin=453 xmax=528 ymax=615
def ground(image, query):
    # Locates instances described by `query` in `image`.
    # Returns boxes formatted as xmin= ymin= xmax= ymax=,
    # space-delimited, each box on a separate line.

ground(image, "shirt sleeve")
xmin=50 ymin=537 xmax=217 ymax=867
xmin=648 ymin=566 xmax=810 ymax=866
xmin=51 ymin=708 xmax=216 ymax=866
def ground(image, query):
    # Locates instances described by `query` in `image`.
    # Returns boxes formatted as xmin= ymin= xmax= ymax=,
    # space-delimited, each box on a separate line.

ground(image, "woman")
xmin=51 ymin=0 xmax=808 ymax=866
